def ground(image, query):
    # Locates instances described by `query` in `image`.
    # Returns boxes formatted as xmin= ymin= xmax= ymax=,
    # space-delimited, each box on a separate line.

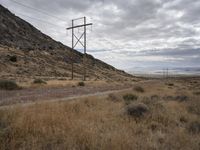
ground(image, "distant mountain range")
xmin=128 ymin=66 xmax=200 ymax=76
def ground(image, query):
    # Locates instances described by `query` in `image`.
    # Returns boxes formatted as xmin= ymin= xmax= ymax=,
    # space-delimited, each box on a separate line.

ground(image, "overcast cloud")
xmin=1 ymin=0 xmax=200 ymax=71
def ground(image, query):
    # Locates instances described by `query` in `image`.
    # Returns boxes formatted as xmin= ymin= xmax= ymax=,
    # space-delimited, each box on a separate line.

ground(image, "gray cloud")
xmin=121 ymin=48 xmax=200 ymax=58
xmin=1 ymin=0 xmax=200 ymax=70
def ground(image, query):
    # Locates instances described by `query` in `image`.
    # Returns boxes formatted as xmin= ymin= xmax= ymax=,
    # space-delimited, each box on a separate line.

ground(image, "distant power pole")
xmin=67 ymin=17 xmax=92 ymax=80
xmin=167 ymin=68 xmax=169 ymax=79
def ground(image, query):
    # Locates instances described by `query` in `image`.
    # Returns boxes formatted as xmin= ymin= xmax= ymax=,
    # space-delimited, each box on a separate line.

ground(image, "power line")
xmin=8 ymin=0 xmax=119 ymax=51
xmin=8 ymin=0 xmax=122 ymax=53
xmin=89 ymin=31 xmax=121 ymax=50
xmin=67 ymin=17 xmax=92 ymax=81
xmin=8 ymin=0 xmax=67 ymax=22
xmin=12 ymin=11 xmax=64 ymax=28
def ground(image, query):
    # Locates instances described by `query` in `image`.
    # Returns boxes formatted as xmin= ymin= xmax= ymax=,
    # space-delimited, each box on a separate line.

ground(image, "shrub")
xmin=123 ymin=93 xmax=138 ymax=105
xmin=187 ymin=98 xmax=200 ymax=115
xmin=9 ymin=55 xmax=17 ymax=62
xmin=163 ymin=95 xmax=174 ymax=101
xmin=78 ymin=82 xmax=85 ymax=86
xmin=167 ymin=83 xmax=174 ymax=86
xmin=0 ymin=80 xmax=20 ymax=90
xmin=179 ymin=116 xmax=188 ymax=123
xmin=163 ymin=95 xmax=188 ymax=102
xmin=193 ymin=91 xmax=200 ymax=95
xmin=188 ymin=121 xmax=200 ymax=134
xmin=125 ymin=102 xmax=149 ymax=118
xmin=33 ymin=79 xmax=46 ymax=84
xmin=175 ymin=95 xmax=188 ymax=102
xmin=134 ymin=86 xmax=144 ymax=93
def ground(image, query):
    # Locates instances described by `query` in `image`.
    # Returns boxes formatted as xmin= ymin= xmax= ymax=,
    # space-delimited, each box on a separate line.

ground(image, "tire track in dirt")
xmin=0 ymin=85 xmax=131 ymax=107
xmin=0 ymin=87 xmax=131 ymax=109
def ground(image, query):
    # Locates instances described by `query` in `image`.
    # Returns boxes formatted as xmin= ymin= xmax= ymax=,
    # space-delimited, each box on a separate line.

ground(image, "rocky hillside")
xmin=0 ymin=5 xmax=132 ymax=81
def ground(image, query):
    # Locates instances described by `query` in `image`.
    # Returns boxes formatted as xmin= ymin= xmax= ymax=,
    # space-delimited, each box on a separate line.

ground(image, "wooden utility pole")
xmin=71 ymin=20 xmax=74 ymax=80
xmin=67 ymin=17 xmax=92 ymax=80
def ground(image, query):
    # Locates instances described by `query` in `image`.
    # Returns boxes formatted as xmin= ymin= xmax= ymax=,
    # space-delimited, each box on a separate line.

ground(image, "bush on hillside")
xmin=9 ymin=55 xmax=17 ymax=62
xmin=0 ymin=80 xmax=20 ymax=90
xmin=78 ymin=82 xmax=85 ymax=86
xmin=33 ymin=79 xmax=47 ymax=84
xmin=123 ymin=93 xmax=138 ymax=105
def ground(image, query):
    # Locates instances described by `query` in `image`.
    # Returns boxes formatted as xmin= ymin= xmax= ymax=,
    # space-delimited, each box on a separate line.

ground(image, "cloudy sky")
xmin=1 ymin=0 xmax=200 ymax=71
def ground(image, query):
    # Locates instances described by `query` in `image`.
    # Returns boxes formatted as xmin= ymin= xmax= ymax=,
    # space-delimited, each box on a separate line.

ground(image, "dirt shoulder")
xmin=0 ymin=81 xmax=132 ymax=106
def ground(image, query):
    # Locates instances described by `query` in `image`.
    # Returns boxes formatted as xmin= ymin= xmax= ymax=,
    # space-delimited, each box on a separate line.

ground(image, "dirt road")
xmin=0 ymin=84 xmax=131 ymax=106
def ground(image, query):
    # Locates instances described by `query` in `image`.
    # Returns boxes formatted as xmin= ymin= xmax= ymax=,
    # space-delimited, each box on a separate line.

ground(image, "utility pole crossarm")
xmin=67 ymin=17 xmax=92 ymax=81
xmin=66 ymin=23 xmax=93 ymax=30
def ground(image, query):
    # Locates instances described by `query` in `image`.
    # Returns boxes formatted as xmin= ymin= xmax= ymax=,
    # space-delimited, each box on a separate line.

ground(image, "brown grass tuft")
xmin=188 ymin=121 xmax=200 ymax=134
xmin=123 ymin=93 xmax=138 ymax=105
xmin=107 ymin=93 xmax=121 ymax=102
xmin=125 ymin=102 xmax=149 ymax=119
xmin=187 ymin=96 xmax=200 ymax=115
xmin=133 ymin=86 xmax=144 ymax=93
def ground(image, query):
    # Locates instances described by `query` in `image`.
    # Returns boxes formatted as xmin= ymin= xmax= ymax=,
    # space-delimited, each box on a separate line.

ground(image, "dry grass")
xmin=33 ymin=79 xmax=47 ymax=84
xmin=133 ymin=86 xmax=144 ymax=93
xmin=18 ymin=79 xmax=120 ymax=89
xmin=0 ymin=78 xmax=200 ymax=150
xmin=123 ymin=93 xmax=138 ymax=105
xmin=107 ymin=93 xmax=121 ymax=102
xmin=77 ymin=81 xmax=85 ymax=86
xmin=187 ymin=96 xmax=200 ymax=116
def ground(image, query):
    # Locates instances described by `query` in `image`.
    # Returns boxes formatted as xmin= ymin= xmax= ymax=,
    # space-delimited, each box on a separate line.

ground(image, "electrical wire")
xmin=12 ymin=10 xmax=64 ymax=28
xmin=8 ymin=0 xmax=67 ymax=22
xmin=8 ymin=0 xmax=119 ymax=52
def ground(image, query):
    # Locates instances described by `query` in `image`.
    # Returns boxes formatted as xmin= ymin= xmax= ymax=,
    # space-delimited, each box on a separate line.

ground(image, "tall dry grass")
xmin=0 ymin=78 xmax=200 ymax=150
